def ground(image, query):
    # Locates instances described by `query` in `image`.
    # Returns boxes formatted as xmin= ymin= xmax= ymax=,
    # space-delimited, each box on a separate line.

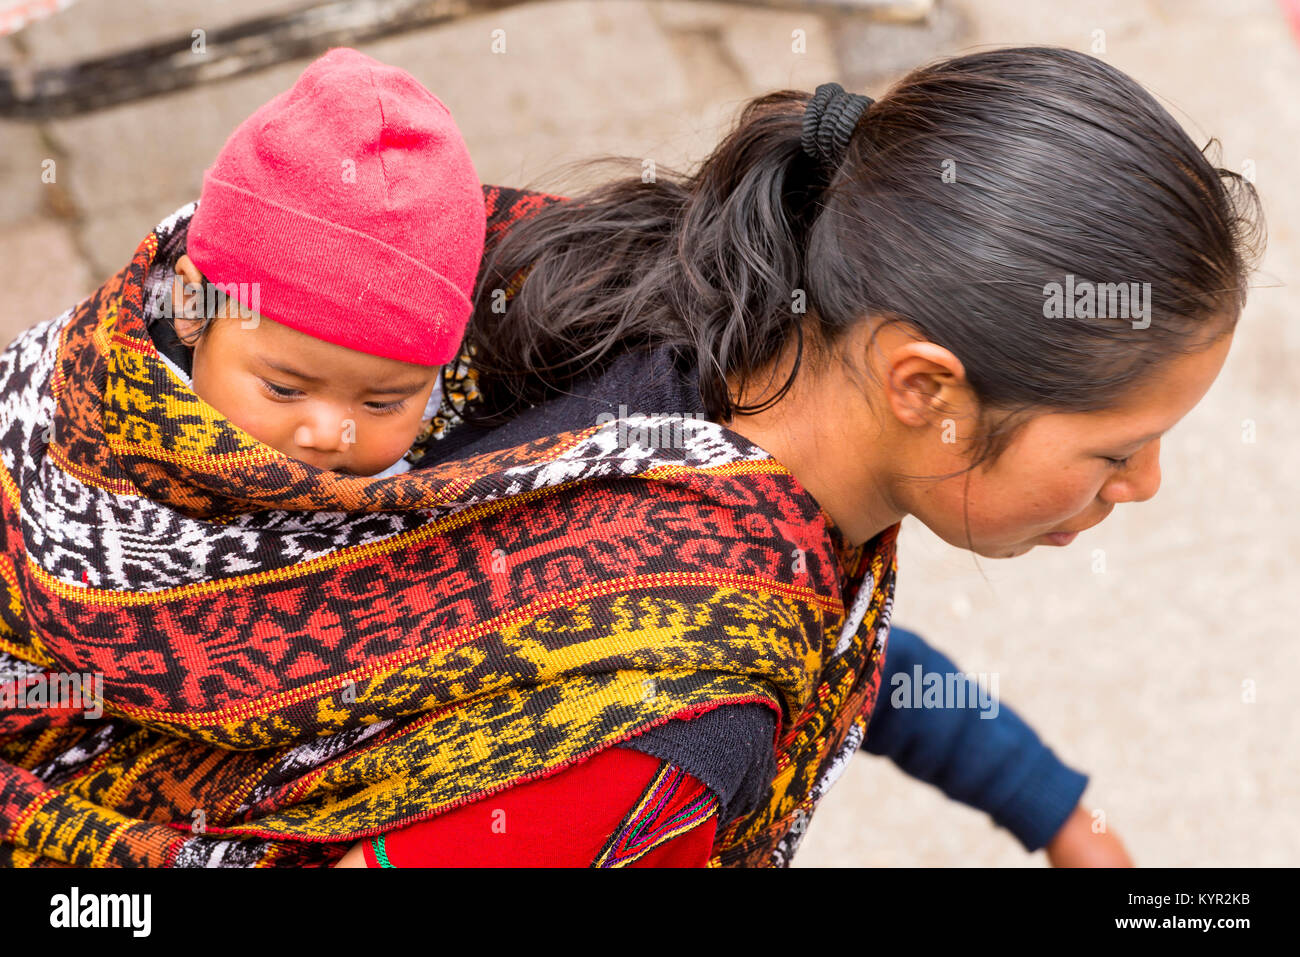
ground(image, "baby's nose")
xmin=294 ymin=410 xmax=352 ymax=453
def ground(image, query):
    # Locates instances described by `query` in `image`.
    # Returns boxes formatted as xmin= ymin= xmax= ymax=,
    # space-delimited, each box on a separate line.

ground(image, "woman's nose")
xmin=1101 ymin=438 xmax=1162 ymax=505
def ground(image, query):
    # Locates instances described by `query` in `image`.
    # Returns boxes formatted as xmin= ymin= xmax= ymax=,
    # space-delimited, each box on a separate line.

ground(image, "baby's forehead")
xmin=213 ymin=309 xmax=439 ymax=388
xmin=247 ymin=340 xmax=434 ymax=392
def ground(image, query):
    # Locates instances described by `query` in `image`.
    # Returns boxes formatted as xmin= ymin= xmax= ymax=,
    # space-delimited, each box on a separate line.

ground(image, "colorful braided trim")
xmin=593 ymin=762 xmax=718 ymax=868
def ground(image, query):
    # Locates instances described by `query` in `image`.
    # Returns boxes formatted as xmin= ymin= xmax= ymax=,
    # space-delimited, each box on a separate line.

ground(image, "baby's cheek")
xmin=195 ymin=371 xmax=274 ymax=446
xmin=359 ymin=420 xmax=424 ymax=468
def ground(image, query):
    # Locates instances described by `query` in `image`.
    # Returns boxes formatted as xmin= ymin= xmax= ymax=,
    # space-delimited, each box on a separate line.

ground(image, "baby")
xmin=147 ymin=47 xmax=485 ymax=478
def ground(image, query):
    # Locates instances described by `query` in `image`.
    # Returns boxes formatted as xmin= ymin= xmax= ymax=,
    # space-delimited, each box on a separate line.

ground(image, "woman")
xmin=339 ymin=46 xmax=1262 ymax=865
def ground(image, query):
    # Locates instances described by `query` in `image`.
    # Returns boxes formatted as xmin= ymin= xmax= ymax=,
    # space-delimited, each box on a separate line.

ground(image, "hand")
xmin=1045 ymin=804 xmax=1134 ymax=867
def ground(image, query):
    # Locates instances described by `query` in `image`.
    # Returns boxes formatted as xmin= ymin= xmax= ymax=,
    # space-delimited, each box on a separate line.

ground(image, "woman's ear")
xmin=881 ymin=340 xmax=972 ymax=429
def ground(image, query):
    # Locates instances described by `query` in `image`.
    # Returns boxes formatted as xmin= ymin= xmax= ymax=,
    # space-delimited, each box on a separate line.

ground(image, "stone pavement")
xmin=0 ymin=0 xmax=1295 ymax=866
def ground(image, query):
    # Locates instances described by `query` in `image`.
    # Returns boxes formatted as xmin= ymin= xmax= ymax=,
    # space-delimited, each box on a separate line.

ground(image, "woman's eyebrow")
xmin=1103 ymin=428 xmax=1169 ymax=450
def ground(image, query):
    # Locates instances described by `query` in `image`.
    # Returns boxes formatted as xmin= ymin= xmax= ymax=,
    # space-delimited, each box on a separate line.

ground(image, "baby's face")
xmin=171 ymin=262 xmax=439 ymax=477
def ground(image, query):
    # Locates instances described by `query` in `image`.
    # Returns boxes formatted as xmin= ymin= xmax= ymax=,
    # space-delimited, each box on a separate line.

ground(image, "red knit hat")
xmin=187 ymin=47 xmax=485 ymax=367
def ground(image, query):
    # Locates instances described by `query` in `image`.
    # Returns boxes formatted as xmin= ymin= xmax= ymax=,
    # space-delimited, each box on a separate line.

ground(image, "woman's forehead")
xmin=1039 ymin=332 xmax=1233 ymax=444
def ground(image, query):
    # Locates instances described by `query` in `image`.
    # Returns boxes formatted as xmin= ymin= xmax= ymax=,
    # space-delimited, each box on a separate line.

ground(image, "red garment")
xmin=360 ymin=745 xmax=718 ymax=867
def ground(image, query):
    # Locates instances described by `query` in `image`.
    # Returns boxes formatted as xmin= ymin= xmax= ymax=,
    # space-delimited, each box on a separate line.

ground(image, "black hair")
xmin=461 ymin=46 xmax=1265 ymax=478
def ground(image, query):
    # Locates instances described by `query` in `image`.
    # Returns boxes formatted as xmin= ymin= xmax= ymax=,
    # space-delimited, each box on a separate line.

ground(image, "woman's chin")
xmin=971 ymin=540 xmax=1037 ymax=559
xmin=925 ymin=524 xmax=1043 ymax=558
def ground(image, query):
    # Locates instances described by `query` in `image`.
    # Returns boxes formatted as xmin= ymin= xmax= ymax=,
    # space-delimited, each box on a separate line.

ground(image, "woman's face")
xmin=722 ymin=318 xmax=1235 ymax=555
xmin=903 ymin=329 xmax=1233 ymax=558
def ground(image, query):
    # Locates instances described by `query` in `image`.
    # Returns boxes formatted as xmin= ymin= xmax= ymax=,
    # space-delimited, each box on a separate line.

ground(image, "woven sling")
xmin=0 ymin=187 xmax=898 ymax=867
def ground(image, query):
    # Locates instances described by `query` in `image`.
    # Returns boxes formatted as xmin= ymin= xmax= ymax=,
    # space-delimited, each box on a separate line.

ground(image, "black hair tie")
xmin=801 ymin=81 xmax=874 ymax=171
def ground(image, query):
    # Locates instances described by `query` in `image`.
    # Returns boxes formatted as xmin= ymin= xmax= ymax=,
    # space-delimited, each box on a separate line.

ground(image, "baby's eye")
xmin=1102 ymin=455 xmax=1132 ymax=470
xmin=365 ymin=398 xmax=409 ymax=416
xmin=259 ymin=378 xmax=408 ymax=415
xmin=260 ymin=380 xmax=301 ymax=400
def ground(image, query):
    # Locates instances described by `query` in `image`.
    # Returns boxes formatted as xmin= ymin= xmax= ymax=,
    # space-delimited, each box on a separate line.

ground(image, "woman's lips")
xmin=1042 ymin=511 xmax=1109 ymax=546
xmin=1043 ymin=530 xmax=1078 ymax=546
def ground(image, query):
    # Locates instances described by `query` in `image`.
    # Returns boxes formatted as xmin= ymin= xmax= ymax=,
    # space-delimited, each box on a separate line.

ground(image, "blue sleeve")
xmin=861 ymin=625 xmax=1089 ymax=852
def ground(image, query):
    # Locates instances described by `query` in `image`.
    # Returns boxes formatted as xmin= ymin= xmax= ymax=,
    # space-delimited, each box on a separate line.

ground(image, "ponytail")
xmin=465 ymin=46 xmax=1265 ymax=473
xmin=463 ymin=90 xmax=828 ymax=427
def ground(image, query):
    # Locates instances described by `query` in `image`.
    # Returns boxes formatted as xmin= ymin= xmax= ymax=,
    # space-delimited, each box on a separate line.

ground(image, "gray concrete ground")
xmin=0 ymin=0 xmax=1295 ymax=866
